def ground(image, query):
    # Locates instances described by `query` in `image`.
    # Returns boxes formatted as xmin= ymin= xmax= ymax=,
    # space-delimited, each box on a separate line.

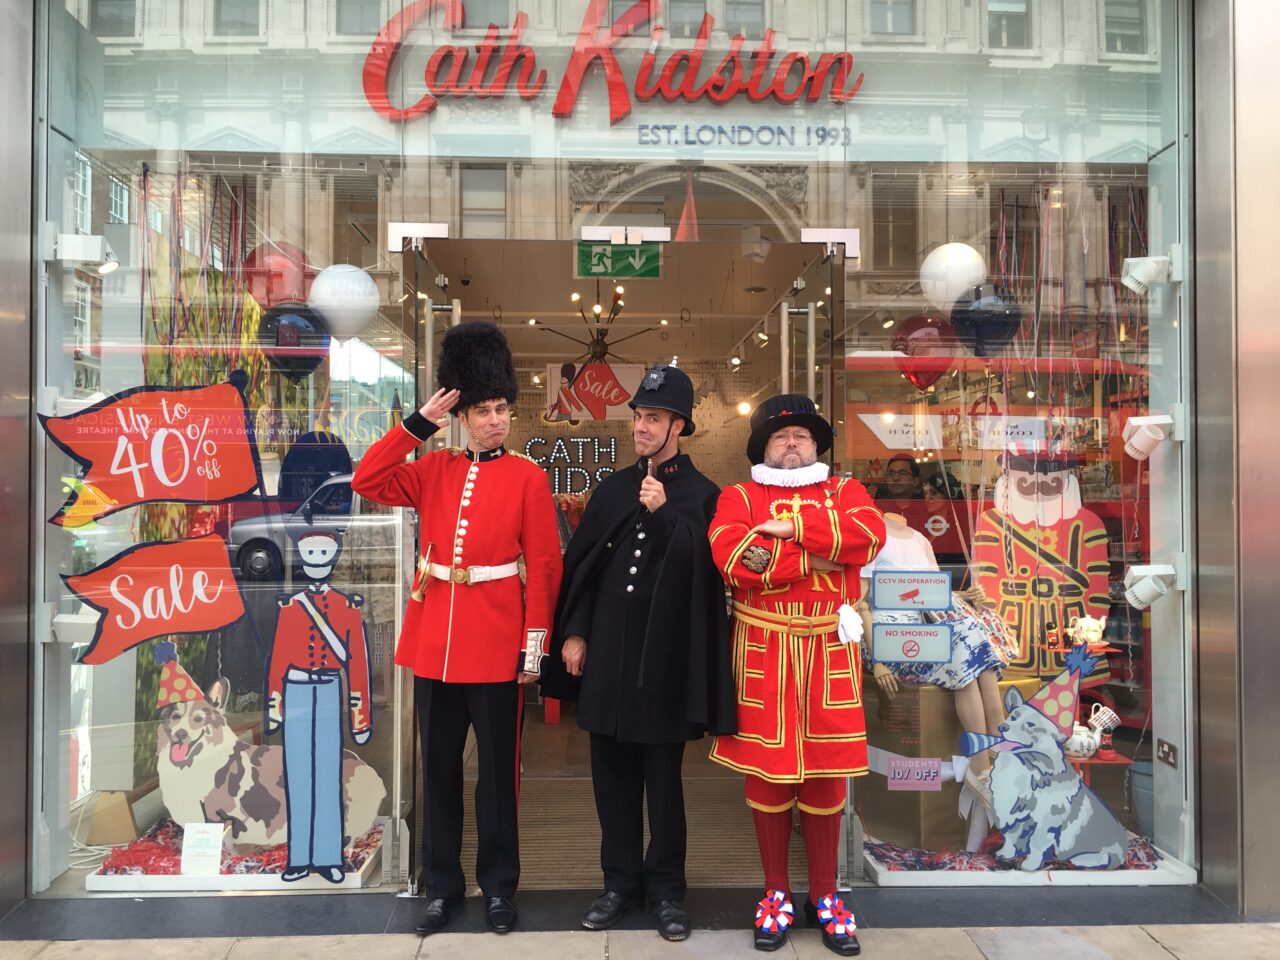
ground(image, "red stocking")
xmin=799 ymin=810 xmax=843 ymax=902
xmin=752 ymin=808 xmax=793 ymax=894
xmin=746 ymin=775 xmax=795 ymax=893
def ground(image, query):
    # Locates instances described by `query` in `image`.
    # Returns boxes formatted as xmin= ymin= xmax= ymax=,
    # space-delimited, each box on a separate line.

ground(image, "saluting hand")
xmin=562 ymin=636 xmax=587 ymax=677
xmin=419 ymin=387 xmax=461 ymax=423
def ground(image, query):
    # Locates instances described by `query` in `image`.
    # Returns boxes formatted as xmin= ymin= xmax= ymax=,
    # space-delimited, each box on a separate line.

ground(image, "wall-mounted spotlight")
xmin=737 ymin=401 xmax=752 ymax=416
xmin=527 ymin=318 xmax=537 ymax=326
xmin=755 ymin=330 xmax=770 ymax=345
xmin=1123 ymin=413 xmax=1178 ymax=460
xmin=531 ymin=373 xmax=542 ymax=385
xmin=1123 ymin=563 xmax=1179 ymax=610
xmin=45 ymin=229 xmax=118 ymax=275
xmin=1121 ymin=251 xmax=1182 ymax=295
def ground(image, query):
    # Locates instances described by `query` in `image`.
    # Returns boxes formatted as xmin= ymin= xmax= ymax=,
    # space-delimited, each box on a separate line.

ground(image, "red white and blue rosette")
xmin=754 ymin=890 xmax=795 ymax=932
xmin=816 ymin=895 xmax=858 ymax=938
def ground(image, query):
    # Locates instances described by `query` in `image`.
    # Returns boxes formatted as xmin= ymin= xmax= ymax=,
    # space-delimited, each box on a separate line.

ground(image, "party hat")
xmin=958 ymin=731 xmax=1008 ymax=757
xmin=1025 ymin=645 xmax=1097 ymax=737
xmin=154 ymin=640 xmax=203 ymax=709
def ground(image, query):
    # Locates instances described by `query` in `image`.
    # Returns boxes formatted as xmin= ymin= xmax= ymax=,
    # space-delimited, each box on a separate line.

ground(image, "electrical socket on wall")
xmin=1157 ymin=739 xmax=1179 ymax=768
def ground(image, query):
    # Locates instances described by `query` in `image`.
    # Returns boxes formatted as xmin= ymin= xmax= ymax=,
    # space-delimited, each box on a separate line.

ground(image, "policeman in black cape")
xmin=541 ymin=362 xmax=736 ymax=941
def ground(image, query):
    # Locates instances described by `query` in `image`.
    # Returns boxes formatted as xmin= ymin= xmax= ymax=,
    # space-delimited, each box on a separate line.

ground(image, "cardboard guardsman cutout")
xmin=973 ymin=442 xmax=1110 ymax=684
xmin=267 ymin=529 xmax=373 ymax=883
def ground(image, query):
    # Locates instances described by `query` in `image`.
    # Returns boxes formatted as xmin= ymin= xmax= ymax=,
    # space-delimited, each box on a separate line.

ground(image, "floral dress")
xmin=862 ymin=530 xmax=1005 ymax=690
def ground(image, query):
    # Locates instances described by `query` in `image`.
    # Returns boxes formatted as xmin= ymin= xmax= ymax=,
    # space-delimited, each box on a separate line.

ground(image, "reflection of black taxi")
xmin=227 ymin=474 xmax=395 ymax=581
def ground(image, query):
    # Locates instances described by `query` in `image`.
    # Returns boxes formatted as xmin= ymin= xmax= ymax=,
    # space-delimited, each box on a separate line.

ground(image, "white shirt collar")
xmin=750 ymin=461 xmax=831 ymax=488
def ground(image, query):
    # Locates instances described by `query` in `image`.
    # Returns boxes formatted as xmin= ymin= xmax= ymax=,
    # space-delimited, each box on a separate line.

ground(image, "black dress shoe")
xmin=486 ymin=896 xmax=518 ymax=933
xmin=651 ymin=900 xmax=690 ymax=942
xmin=415 ymin=897 xmax=451 ymax=936
xmin=804 ymin=898 xmax=861 ymax=956
xmin=753 ymin=891 xmax=794 ymax=952
xmin=582 ymin=891 xmax=635 ymax=930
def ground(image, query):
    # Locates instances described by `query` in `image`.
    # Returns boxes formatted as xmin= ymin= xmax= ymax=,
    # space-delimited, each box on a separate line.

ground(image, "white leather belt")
xmin=429 ymin=561 xmax=520 ymax=586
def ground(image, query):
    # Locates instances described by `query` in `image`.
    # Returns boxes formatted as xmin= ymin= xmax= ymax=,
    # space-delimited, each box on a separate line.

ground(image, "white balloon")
xmin=919 ymin=243 xmax=987 ymax=309
xmin=308 ymin=264 xmax=380 ymax=339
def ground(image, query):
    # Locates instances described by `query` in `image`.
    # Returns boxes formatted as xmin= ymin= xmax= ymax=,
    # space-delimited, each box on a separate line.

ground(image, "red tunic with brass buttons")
xmin=267 ymin=584 xmax=373 ymax=737
xmin=708 ymin=475 xmax=885 ymax=782
xmin=352 ymin=415 xmax=562 ymax=683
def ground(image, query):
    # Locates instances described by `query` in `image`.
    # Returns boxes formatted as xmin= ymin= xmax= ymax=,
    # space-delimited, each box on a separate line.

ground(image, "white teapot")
xmin=1064 ymin=723 xmax=1100 ymax=759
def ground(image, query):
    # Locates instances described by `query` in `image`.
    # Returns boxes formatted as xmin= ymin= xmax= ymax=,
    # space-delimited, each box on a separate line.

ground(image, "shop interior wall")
xmin=0 ymin=0 xmax=34 ymax=911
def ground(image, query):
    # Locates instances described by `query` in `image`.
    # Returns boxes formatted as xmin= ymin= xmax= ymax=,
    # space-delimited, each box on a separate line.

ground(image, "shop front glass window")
xmin=871 ymin=0 xmax=916 ymax=35
xmin=1105 ymin=0 xmax=1147 ymax=53
xmin=34 ymin=0 xmax=1194 ymax=899
xmin=90 ymin=0 xmax=135 ymax=37
xmin=465 ymin=0 xmax=511 ymax=29
xmin=214 ymin=0 xmax=261 ymax=36
xmin=989 ymin=0 xmax=1031 ymax=49
xmin=336 ymin=0 xmax=384 ymax=36
xmin=724 ymin=0 xmax=765 ymax=39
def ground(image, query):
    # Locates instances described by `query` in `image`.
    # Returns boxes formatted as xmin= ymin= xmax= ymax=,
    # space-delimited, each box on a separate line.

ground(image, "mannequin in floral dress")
xmin=860 ymin=513 xmax=1007 ymax=803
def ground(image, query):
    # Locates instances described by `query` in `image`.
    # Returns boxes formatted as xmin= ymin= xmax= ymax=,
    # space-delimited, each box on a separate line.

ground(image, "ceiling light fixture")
xmin=737 ymin=401 xmax=752 ymax=416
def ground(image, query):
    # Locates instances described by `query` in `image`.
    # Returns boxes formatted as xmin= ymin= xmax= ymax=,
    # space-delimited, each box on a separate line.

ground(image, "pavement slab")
xmin=1142 ymin=923 xmax=1280 ymax=960
xmin=27 ymin=938 xmax=238 ymax=960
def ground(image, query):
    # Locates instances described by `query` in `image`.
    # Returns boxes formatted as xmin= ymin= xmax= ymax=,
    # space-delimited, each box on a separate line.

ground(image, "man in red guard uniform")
xmin=709 ymin=394 xmax=884 ymax=956
xmin=267 ymin=529 xmax=372 ymax=884
xmin=973 ymin=442 xmax=1110 ymax=684
xmin=352 ymin=322 xmax=562 ymax=936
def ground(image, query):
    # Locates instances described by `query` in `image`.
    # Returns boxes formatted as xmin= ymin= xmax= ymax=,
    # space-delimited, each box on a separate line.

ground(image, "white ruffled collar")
xmin=750 ymin=461 xmax=831 ymax=488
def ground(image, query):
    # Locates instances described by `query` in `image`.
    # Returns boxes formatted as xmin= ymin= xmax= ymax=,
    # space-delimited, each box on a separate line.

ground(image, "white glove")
xmin=837 ymin=604 xmax=863 ymax=645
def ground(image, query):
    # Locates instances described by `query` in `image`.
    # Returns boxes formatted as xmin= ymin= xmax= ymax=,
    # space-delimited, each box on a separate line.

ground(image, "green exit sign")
xmin=575 ymin=241 xmax=662 ymax=279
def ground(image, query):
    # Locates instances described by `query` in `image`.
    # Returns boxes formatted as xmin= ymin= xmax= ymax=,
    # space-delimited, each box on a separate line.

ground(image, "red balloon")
xmin=244 ymin=241 xmax=313 ymax=309
xmin=891 ymin=314 xmax=959 ymax=391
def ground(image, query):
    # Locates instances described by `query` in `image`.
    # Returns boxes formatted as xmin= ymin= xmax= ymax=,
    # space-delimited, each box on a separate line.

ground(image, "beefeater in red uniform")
xmin=352 ymin=322 xmax=561 ymax=937
xmin=708 ymin=394 xmax=884 ymax=957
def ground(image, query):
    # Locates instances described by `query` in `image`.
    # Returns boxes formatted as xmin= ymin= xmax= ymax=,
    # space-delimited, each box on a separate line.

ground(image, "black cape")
xmin=540 ymin=455 xmax=737 ymax=742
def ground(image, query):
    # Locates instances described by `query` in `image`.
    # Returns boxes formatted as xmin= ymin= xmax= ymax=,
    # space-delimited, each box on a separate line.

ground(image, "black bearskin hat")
xmin=437 ymin=322 xmax=518 ymax=413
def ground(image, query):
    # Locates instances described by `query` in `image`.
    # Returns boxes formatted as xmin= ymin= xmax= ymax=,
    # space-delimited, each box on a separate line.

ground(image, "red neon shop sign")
xmin=362 ymin=0 xmax=865 ymax=126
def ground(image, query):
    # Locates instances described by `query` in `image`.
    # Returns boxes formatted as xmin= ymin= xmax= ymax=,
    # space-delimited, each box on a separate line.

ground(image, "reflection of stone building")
xmin=62 ymin=0 xmax=1167 ymax=256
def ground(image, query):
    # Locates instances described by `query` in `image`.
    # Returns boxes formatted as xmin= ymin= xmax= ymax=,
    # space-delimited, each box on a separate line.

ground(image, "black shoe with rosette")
xmin=805 ymin=894 xmax=861 ymax=956
xmin=753 ymin=890 xmax=795 ymax=951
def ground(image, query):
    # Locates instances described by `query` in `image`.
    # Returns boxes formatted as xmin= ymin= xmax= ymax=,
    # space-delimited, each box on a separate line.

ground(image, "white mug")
xmin=1088 ymin=702 xmax=1121 ymax=734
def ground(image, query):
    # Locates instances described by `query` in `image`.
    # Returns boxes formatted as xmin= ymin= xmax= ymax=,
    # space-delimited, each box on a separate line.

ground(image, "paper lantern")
xmin=245 ymin=241 xmax=312 ymax=308
xmin=259 ymin=302 xmax=331 ymax=383
xmin=308 ymin=264 xmax=381 ymax=340
xmin=890 ymin=314 xmax=959 ymax=391
xmin=919 ymin=243 xmax=987 ymax=309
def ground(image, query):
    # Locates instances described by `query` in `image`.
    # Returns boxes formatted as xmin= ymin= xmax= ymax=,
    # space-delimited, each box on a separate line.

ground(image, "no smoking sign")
xmin=872 ymin=623 xmax=951 ymax=664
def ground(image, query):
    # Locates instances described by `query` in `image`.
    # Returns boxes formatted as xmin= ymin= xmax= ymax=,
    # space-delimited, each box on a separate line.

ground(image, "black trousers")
xmin=416 ymin=677 xmax=523 ymax=899
xmin=589 ymin=733 xmax=687 ymax=903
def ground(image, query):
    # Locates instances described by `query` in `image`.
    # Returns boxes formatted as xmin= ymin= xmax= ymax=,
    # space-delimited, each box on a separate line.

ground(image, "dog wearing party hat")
xmin=966 ymin=646 xmax=1127 ymax=870
xmin=154 ymin=642 xmax=385 ymax=851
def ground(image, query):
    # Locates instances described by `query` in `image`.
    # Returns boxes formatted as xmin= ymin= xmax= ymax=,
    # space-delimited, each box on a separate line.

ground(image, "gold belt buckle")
xmin=787 ymin=615 xmax=814 ymax=634
xmin=452 ymin=566 xmax=471 ymax=585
